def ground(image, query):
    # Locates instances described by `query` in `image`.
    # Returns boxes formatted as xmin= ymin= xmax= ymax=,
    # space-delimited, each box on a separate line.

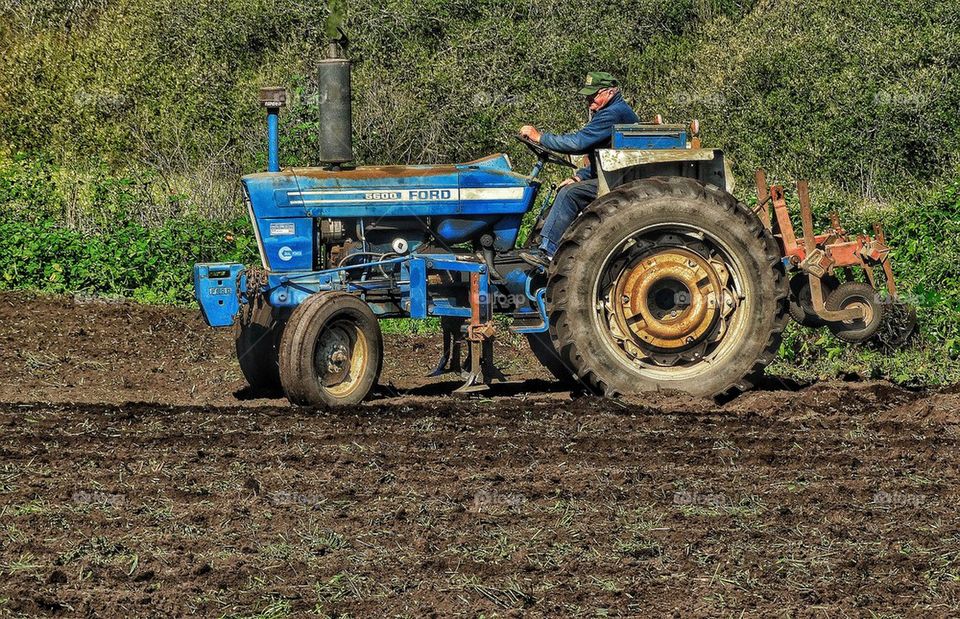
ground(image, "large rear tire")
xmin=279 ymin=292 xmax=383 ymax=407
xmin=234 ymin=296 xmax=284 ymax=391
xmin=546 ymin=177 xmax=789 ymax=398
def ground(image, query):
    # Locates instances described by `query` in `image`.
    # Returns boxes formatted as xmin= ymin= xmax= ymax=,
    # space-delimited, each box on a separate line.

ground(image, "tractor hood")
xmin=241 ymin=153 xmax=536 ymax=271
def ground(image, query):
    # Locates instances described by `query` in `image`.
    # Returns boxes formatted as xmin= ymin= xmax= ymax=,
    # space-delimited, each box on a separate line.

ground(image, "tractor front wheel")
xmin=546 ymin=177 xmax=789 ymax=398
xmin=279 ymin=292 xmax=383 ymax=407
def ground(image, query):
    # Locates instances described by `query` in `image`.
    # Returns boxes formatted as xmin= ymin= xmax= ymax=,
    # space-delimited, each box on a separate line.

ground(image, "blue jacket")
xmin=538 ymin=92 xmax=639 ymax=180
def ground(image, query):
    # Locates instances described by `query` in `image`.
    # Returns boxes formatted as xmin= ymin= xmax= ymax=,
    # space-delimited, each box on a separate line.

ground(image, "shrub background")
xmin=1 ymin=0 xmax=958 ymax=382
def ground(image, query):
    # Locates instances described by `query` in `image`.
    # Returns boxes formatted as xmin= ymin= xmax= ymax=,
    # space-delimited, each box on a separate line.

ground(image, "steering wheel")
xmin=514 ymin=134 xmax=577 ymax=169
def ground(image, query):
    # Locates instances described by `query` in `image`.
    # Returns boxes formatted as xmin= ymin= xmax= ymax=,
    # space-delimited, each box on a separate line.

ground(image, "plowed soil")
xmin=1 ymin=291 xmax=959 ymax=617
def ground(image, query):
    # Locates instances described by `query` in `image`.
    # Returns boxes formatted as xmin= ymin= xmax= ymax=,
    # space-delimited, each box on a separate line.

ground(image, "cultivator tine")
xmin=862 ymin=262 xmax=877 ymax=288
xmin=872 ymin=222 xmax=886 ymax=244
xmin=452 ymin=273 xmax=506 ymax=393
xmin=870 ymin=223 xmax=899 ymax=298
xmin=480 ymin=338 xmax=507 ymax=385
xmin=454 ymin=338 xmax=507 ymax=393
xmin=830 ymin=211 xmax=844 ymax=235
xmin=429 ymin=316 xmax=465 ymax=377
xmin=753 ymin=169 xmax=772 ymax=229
xmin=880 ymin=254 xmax=899 ymax=298
xmin=455 ymin=340 xmax=487 ymax=393
xmin=771 ymin=185 xmax=798 ymax=251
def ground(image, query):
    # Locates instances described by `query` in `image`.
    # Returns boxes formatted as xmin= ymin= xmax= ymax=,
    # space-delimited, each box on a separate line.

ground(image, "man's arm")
xmin=539 ymin=123 xmax=605 ymax=154
xmin=538 ymin=108 xmax=616 ymax=155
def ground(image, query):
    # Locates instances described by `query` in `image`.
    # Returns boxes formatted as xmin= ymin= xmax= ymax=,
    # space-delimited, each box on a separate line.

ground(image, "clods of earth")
xmin=1 ymin=292 xmax=958 ymax=616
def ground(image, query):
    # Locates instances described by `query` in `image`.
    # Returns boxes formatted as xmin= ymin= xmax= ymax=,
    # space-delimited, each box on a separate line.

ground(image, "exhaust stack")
xmin=317 ymin=42 xmax=353 ymax=167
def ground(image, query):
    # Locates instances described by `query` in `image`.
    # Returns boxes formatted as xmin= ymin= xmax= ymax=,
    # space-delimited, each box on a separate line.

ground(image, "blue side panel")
xmin=255 ymin=217 xmax=313 ymax=271
xmin=243 ymin=162 xmax=531 ymax=220
xmin=435 ymin=216 xmax=497 ymax=244
xmin=464 ymin=155 xmax=513 ymax=172
xmin=612 ymin=125 xmax=687 ymax=149
xmin=492 ymin=214 xmax=525 ymax=251
xmin=194 ymin=263 xmax=245 ymax=327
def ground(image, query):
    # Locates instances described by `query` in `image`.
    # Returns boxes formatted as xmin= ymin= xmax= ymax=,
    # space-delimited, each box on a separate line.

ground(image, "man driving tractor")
xmin=518 ymin=71 xmax=639 ymax=269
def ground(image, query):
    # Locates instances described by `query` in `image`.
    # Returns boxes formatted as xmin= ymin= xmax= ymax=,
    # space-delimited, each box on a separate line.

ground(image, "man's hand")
xmin=558 ymin=176 xmax=580 ymax=188
xmin=519 ymin=125 xmax=541 ymax=142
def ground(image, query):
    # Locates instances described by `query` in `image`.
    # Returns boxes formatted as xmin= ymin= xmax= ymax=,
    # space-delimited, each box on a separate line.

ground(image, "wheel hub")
xmin=600 ymin=233 xmax=741 ymax=368
xmin=316 ymin=325 xmax=354 ymax=387
xmin=613 ymin=247 xmax=725 ymax=351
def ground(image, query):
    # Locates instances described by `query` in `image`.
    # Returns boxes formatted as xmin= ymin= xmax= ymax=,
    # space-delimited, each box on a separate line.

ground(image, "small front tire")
xmin=279 ymin=292 xmax=383 ymax=407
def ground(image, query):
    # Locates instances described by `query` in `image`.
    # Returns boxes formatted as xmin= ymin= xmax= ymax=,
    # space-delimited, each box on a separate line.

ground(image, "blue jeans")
xmin=538 ymin=178 xmax=598 ymax=256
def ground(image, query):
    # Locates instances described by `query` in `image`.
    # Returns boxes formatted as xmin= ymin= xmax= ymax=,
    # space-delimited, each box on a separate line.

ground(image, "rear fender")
xmin=596 ymin=148 xmax=733 ymax=195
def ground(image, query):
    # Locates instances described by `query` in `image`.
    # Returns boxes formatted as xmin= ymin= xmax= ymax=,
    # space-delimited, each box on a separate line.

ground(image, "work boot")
xmin=519 ymin=249 xmax=551 ymax=270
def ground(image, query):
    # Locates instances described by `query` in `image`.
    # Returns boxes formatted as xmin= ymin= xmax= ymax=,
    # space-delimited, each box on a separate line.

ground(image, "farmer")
xmin=518 ymin=71 xmax=639 ymax=269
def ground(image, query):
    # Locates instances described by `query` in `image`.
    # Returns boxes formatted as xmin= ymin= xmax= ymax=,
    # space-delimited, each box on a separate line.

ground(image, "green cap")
xmin=578 ymin=71 xmax=619 ymax=96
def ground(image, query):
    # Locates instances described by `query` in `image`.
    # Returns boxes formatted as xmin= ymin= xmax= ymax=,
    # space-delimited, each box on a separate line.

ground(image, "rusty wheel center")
xmin=614 ymin=247 xmax=725 ymax=351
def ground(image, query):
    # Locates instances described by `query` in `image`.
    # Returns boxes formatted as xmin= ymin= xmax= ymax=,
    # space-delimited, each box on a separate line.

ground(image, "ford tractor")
xmin=193 ymin=47 xmax=915 ymax=407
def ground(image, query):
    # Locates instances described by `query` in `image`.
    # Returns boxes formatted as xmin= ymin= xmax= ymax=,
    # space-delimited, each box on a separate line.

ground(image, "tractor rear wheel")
xmin=546 ymin=177 xmax=789 ymax=398
xmin=279 ymin=292 xmax=383 ymax=407
xmin=234 ymin=296 xmax=284 ymax=392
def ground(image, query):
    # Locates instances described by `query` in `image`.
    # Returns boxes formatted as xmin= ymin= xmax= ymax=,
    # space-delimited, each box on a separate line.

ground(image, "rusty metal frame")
xmin=797 ymin=181 xmax=862 ymax=321
xmin=755 ymin=169 xmax=900 ymax=324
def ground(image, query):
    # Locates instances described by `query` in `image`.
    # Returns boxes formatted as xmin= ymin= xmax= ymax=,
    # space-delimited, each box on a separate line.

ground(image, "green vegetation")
xmin=1 ymin=0 xmax=958 ymax=382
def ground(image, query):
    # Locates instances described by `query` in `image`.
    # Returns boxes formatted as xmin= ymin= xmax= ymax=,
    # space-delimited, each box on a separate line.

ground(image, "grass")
xmin=3 ymin=552 xmax=41 ymax=576
xmin=314 ymin=572 xmax=371 ymax=604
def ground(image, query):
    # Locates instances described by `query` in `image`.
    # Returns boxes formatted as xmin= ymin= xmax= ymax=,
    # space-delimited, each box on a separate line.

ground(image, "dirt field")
xmin=1 ymin=291 xmax=959 ymax=617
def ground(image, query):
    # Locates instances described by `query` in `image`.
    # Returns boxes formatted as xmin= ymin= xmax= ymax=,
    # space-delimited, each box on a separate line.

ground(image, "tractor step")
xmin=508 ymin=287 xmax=549 ymax=335
xmin=510 ymin=309 xmax=546 ymax=332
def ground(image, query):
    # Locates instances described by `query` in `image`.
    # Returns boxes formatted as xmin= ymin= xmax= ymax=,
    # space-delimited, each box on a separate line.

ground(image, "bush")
xmin=2 ymin=0 xmax=957 ymax=207
xmin=0 ymin=214 xmax=257 ymax=305
xmin=1 ymin=0 xmax=958 ymax=382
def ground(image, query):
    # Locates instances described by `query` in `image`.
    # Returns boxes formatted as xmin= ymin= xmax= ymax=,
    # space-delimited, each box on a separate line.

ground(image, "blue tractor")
xmin=194 ymin=51 xmax=790 ymax=407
